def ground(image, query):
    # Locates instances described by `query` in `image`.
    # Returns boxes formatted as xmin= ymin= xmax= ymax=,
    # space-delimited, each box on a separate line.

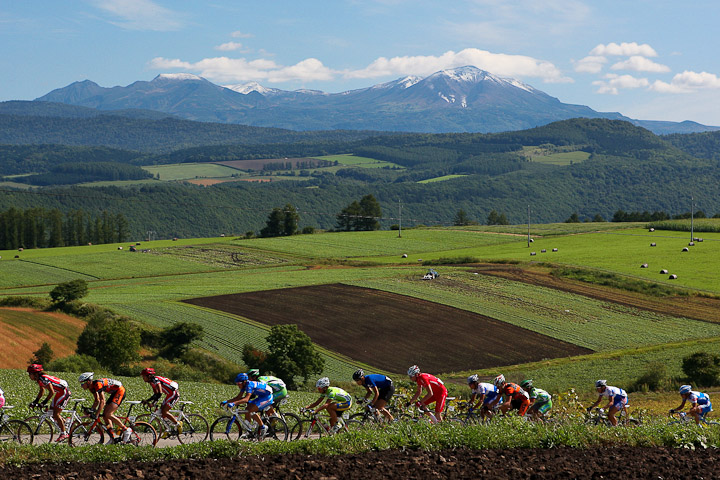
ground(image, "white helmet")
xmin=493 ymin=374 xmax=506 ymax=387
xmin=315 ymin=377 xmax=330 ymax=388
xmin=407 ymin=365 xmax=421 ymax=378
xmin=679 ymin=385 xmax=692 ymax=394
xmin=78 ymin=372 xmax=94 ymax=383
xmin=467 ymin=374 xmax=479 ymax=385
xmin=595 ymin=379 xmax=607 ymax=388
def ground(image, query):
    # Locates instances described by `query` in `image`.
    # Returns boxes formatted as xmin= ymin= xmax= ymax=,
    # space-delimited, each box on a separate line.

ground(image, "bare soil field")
xmin=184 ymin=284 xmax=591 ymax=374
xmin=474 ymin=264 xmax=720 ymax=324
xmin=1 ymin=447 xmax=717 ymax=479
xmin=0 ymin=307 xmax=85 ymax=368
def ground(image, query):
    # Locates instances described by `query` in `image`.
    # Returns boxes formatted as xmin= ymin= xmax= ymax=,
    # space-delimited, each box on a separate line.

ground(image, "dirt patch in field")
xmin=473 ymin=264 xmax=720 ymax=324
xmin=183 ymin=284 xmax=591 ymax=374
xmin=0 ymin=307 xmax=85 ymax=368
xmin=1 ymin=447 xmax=717 ymax=479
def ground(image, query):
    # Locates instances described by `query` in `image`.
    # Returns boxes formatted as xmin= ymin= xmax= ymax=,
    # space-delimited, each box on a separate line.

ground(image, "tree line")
xmin=0 ymin=206 xmax=129 ymax=250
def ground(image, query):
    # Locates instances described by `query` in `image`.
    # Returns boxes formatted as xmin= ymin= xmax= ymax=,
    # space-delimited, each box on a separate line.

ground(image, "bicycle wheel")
xmin=349 ymin=412 xmax=373 ymax=425
xmin=69 ymin=421 xmax=104 ymax=447
xmin=343 ymin=419 xmax=363 ymax=433
xmin=209 ymin=416 xmax=241 ymax=441
xmin=0 ymin=420 xmax=34 ymax=444
xmin=26 ymin=417 xmax=54 ymax=445
xmin=291 ymin=420 xmax=324 ymax=440
xmin=263 ymin=416 xmax=287 ymax=442
xmin=280 ymin=412 xmax=302 ymax=436
xmin=130 ymin=421 xmax=157 ymax=447
xmin=178 ymin=413 xmax=208 ymax=443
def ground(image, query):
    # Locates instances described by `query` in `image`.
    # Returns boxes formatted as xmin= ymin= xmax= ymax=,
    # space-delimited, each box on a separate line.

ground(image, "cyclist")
xmin=0 ymin=385 xmax=5 ymax=409
xmin=586 ymin=379 xmax=629 ymax=426
xmin=490 ymin=374 xmax=530 ymax=417
xmin=304 ymin=377 xmax=353 ymax=433
xmin=222 ymin=373 xmax=273 ymax=439
xmin=520 ymin=379 xmax=552 ymax=421
xmin=466 ymin=374 xmax=501 ymax=421
xmin=407 ymin=365 xmax=447 ymax=423
xmin=79 ymin=372 xmax=133 ymax=444
xmin=140 ymin=367 xmax=182 ymax=435
xmin=670 ymin=385 xmax=713 ymax=425
xmin=247 ymin=369 xmax=287 ymax=416
xmin=27 ymin=364 xmax=71 ymax=442
xmin=353 ymin=369 xmax=395 ymax=422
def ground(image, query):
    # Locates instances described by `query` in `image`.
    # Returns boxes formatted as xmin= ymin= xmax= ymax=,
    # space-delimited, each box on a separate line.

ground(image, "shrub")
xmin=30 ymin=342 xmax=54 ymax=366
xmin=630 ymin=361 xmax=668 ymax=392
xmin=682 ymin=352 xmax=720 ymax=387
xmin=50 ymin=279 xmax=89 ymax=304
xmin=0 ymin=296 xmax=49 ymax=309
xmin=47 ymin=354 xmax=103 ymax=373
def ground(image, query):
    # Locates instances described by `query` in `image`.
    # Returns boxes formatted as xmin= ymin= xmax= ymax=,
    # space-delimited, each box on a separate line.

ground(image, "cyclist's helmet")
xmin=679 ymin=385 xmax=692 ymax=395
xmin=407 ymin=365 xmax=421 ymax=378
xmin=467 ymin=374 xmax=479 ymax=385
xmin=595 ymin=379 xmax=607 ymax=388
xmin=27 ymin=364 xmax=43 ymax=373
xmin=141 ymin=367 xmax=155 ymax=376
xmin=78 ymin=372 xmax=94 ymax=383
xmin=316 ymin=377 xmax=330 ymax=388
xmin=235 ymin=373 xmax=248 ymax=383
xmin=520 ymin=379 xmax=533 ymax=390
xmin=493 ymin=374 xmax=506 ymax=388
xmin=352 ymin=369 xmax=364 ymax=381
xmin=247 ymin=369 xmax=260 ymax=378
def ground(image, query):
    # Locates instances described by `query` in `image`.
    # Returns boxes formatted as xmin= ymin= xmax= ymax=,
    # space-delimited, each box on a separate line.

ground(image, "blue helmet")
xmin=235 ymin=373 xmax=248 ymax=383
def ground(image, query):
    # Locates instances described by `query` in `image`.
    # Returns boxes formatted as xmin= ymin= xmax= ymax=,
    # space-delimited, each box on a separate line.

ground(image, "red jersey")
xmin=150 ymin=376 xmax=178 ymax=396
xmin=414 ymin=373 xmax=447 ymax=393
xmin=37 ymin=374 xmax=68 ymax=393
xmin=89 ymin=378 xmax=123 ymax=394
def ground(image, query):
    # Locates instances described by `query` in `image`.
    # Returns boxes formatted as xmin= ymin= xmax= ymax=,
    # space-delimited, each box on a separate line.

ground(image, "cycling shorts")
xmin=249 ymin=392 xmax=274 ymax=411
xmin=422 ymin=389 xmax=448 ymax=414
xmin=107 ymin=386 xmax=126 ymax=406
xmin=334 ymin=400 xmax=352 ymax=412
xmin=700 ymin=402 xmax=713 ymax=416
xmin=612 ymin=394 xmax=628 ymax=411
xmin=377 ymin=382 xmax=395 ymax=403
xmin=162 ymin=389 xmax=179 ymax=409
xmin=482 ymin=391 xmax=500 ymax=405
xmin=511 ymin=397 xmax=531 ymax=416
xmin=530 ymin=399 xmax=553 ymax=414
xmin=52 ymin=389 xmax=71 ymax=410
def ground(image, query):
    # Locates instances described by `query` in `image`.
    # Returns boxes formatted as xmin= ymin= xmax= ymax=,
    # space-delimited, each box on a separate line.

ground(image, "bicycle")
xmin=0 ymin=405 xmax=33 ymax=444
xmin=25 ymin=398 xmax=89 ymax=444
xmin=210 ymin=404 xmax=288 ymax=442
xmin=585 ymin=407 xmax=640 ymax=426
xmin=135 ymin=400 xmax=208 ymax=446
xmin=68 ymin=412 xmax=156 ymax=447
xmin=668 ymin=411 xmax=719 ymax=427
xmin=290 ymin=408 xmax=361 ymax=440
xmin=273 ymin=397 xmax=302 ymax=438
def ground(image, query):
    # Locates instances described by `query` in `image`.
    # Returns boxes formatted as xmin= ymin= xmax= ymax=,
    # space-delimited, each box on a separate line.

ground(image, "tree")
xmin=565 ymin=212 xmax=581 ymax=223
xmin=50 ymin=279 xmax=89 ymax=304
xmin=76 ymin=314 xmax=141 ymax=372
xmin=487 ymin=210 xmax=509 ymax=225
xmin=682 ymin=352 xmax=720 ymax=387
xmin=262 ymin=324 xmax=324 ymax=389
xmin=282 ymin=204 xmax=299 ymax=236
xmin=260 ymin=204 xmax=299 ymax=238
xmin=336 ymin=194 xmax=382 ymax=231
xmin=242 ymin=344 xmax=268 ymax=371
xmin=158 ymin=322 xmax=204 ymax=359
xmin=30 ymin=342 xmax=54 ymax=366
xmin=336 ymin=201 xmax=362 ymax=231
xmin=454 ymin=209 xmax=470 ymax=226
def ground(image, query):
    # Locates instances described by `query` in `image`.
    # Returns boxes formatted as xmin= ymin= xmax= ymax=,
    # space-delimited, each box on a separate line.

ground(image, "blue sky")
xmin=3 ymin=0 xmax=720 ymax=125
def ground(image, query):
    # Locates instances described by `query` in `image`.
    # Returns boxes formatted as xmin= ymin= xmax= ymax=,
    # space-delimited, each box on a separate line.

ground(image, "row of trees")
xmin=0 ymin=207 xmax=130 ymax=250
xmin=454 ymin=209 xmax=509 ymax=226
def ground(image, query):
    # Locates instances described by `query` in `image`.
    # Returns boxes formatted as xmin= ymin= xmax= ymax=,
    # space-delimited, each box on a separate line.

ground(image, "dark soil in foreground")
xmin=3 ymin=447 xmax=718 ymax=479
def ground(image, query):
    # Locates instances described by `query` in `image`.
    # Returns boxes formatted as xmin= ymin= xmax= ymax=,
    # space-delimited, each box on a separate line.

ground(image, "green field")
xmin=142 ymin=163 xmax=243 ymax=181
xmin=522 ymin=146 xmax=591 ymax=165
xmin=418 ymin=174 xmax=468 ymax=183
xmin=314 ymin=154 xmax=403 ymax=169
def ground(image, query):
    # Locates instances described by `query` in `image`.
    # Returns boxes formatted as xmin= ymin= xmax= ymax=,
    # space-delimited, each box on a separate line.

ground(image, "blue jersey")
xmin=242 ymin=381 xmax=272 ymax=398
xmin=363 ymin=374 xmax=392 ymax=390
xmin=689 ymin=391 xmax=710 ymax=406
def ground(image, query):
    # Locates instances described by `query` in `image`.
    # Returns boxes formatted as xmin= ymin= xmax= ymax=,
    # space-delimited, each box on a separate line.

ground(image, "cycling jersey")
xmin=242 ymin=380 xmax=273 ymax=398
xmin=528 ymin=387 xmax=551 ymax=403
xmin=415 ymin=373 xmax=448 ymax=414
xmin=90 ymin=378 xmax=126 ymax=406
xmin=600 ymin=385 xmax=629 ymax=409
xmin=471 ymin=383 xmax=500 ymax=405
xmin=501 ymin=383 xmax=529 ymax=401
xmin=149 ymin=375 xmax=179 ymax=408
xmin=0 ymin=386 xmax=5 ymax=409
xmin=258 ymin=376 xmax=286 ymax=393
xmin=363 ymin=374 xmax=393 ymax=390
xmin=689 ymin=391 xmax=710 ymax=406
xmin=38 ymin=374 xmax=70 ymax=409
xmin=323 ymin=386 xmax=352 ymax=404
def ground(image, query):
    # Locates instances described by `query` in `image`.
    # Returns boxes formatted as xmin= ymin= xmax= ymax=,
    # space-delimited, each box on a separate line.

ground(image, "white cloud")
xmin=90 ymin=0 xmax=184 ymax=31
xmin=231 ymin=31 xmax=253 ymax=38
xmin=148 ymin=56 xmax=334 ymax=83
xmin=574 ymin=56 xmax=607 ymax=74
xmin=344 ymin=48 xmax=572 ymax=83
xmin=650 ymin=71 xmax=720 ymax=93
xmin=215 ymin=42 xmax=245 ymax=52
xmin=610 ymin=56 xmax=670 ymax=73
xmin=589 ymin=42 xmax=658 ymax=57
xmin=592 ymin=74 xmax=649 ymax=95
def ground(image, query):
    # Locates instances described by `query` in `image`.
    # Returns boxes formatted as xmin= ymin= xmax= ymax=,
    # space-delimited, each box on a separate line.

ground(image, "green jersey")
xmin=323 ymin=387 xmax=352 ymax=404
xmin=258 ymin=375 xmax=286 ymax=393
xmin=529 ymin=387 xmax=551 ymax=403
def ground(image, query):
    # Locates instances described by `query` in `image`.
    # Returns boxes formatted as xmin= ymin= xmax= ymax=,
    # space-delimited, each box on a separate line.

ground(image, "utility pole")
xmin=527 ymin=204 xmax=531 ymax=247
xmin=691 ymin=195 xmax=694 ymax=244
xmin=398 ymin=199 xmax=402 ymax=238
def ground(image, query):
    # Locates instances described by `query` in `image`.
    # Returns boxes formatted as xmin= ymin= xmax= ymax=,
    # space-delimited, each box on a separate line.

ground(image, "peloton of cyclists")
xmin=222 ymin=372 xmax=273 ymax=440
xmin=407 ymin=365 xmax=448 ymax=423
xmin=353 ymin=369 xmax=395 ymax=422
xmin=586 ymin=379 xmax=629 ymax=426
xmin=670 ymin=385 xmax=713 ymax=425
xmin=27 ymin=364 xmax=72 ymax=442
xmin=247 ymin=369 xmax=287 ymax=417
xmin=79 ymin=372 xmax=133 ymax=444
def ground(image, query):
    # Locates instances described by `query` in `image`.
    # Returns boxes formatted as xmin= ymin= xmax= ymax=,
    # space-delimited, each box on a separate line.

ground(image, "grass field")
xmin=142 ymin=163 xmax=243 ymax=181
xmin=313 ymin=154 xmax=402 ymax=169
xmin=418 ymin=174 xmax=468 ymax=183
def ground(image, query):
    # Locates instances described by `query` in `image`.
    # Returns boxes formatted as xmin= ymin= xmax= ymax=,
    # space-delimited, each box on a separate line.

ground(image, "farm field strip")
xmin=347 ymin=272 xmax=720 ymax=351
xmin=142 ymin=163 xmax=244 ymax=181
xmin=0 ymin=261 xmax=97 ymax=288
xmin=313 ymin=154 xmax=403 ymax=169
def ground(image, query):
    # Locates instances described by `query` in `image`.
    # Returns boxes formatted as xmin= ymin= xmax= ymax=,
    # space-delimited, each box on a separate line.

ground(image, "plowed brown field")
xmin=184 ymin=284 xmax=591 ymax=374
xmin=2 ymin=447 xmax=717 ymax=479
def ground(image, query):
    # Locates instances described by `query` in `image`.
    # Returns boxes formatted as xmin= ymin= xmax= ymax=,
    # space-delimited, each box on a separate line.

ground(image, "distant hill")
xmin=35 ymin=66 xmax=720 ymax=135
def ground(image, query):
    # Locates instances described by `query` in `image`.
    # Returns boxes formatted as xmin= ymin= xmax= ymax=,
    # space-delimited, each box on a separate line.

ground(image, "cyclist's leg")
xmin=52 ymin=390 xmax=70 ymax=433
xmin=161 ymin=391 xmax=180 ymax=425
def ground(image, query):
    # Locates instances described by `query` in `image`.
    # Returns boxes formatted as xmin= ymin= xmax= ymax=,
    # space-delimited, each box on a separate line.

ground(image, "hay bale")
xmin=530 ymin=252 xmax=536 ymax=256
xmin=18 ymin=247 xmax=23 ymax=252
xmin=541 ymin=249 xmax=547 ymax=253
xmin=698 ymin=238 xmax=704 ymax=242
xmin=402 ymin=254 xmax=408 ymax=258
xmin=682 ymin=247 xmax=689 ymax=252
xmin=529 ymin=238 xmax=534 ymax=243
xmin=117 ymin=246 xmax=123 ymax=250
xmin=641 ymin=263 xmax=648 ymax=268
xmin=650 ymin=243 xmax=656 ymax=247
xmin=669 ymin=274 xmax=678 ymax=279
xmin=552 ymin=248 xmax=558 ymax=252
xmin=660 ymin=269 xmax=668 ymax=274
xmin=649 ymin=227 xmax=655 ymax=232
xmin=688 ymin=242 xmax=695 ymax=246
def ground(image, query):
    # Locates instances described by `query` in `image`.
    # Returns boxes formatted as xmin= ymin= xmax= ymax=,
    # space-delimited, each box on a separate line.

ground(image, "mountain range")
xmin=36 ymin=66 xmax=718 ymax=135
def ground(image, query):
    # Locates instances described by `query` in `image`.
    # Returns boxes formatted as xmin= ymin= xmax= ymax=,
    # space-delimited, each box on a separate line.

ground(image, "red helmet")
xmin=141 ymin=367 xmax=155 ymax=376
xmin=27 ymin=364 xmax=43 ymax=373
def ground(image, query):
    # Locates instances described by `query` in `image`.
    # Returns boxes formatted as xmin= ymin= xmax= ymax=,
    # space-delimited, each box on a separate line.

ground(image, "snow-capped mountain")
xmin=35 ymin=66 xmax=703 ymax=133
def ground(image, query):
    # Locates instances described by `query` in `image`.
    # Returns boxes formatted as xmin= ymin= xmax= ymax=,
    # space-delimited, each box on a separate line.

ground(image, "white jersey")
xmin=471 ymin=382 xmax=497 ymax=396
xmin=600 ymin=386 xmax=627 ymax=398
